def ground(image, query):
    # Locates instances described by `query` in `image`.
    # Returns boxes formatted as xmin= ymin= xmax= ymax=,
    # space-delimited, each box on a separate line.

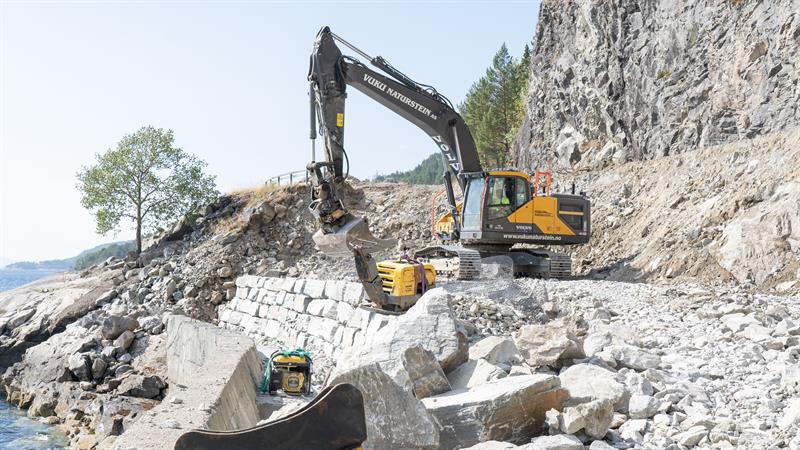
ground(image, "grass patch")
xmin=656 ymin=69 xmax=672 ymax=80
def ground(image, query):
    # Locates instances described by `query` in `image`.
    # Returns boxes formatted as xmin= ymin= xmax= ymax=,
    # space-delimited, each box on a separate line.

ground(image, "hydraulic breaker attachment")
xmin=312 ymin=213 xmax=395 ymax=257
xmin=174 ymin=383 xmax=366 ymax=450
xmin=352 ymin=246 xmax=390 ymax=306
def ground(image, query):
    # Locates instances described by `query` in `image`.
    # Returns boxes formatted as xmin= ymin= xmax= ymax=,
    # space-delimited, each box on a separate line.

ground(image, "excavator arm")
xmin=307 ymin=26 xmax=483 ymax=255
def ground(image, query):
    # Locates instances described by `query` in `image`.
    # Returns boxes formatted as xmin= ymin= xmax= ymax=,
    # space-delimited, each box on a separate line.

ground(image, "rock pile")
xmin=1 ymin=308 xmax=167 ymax=447
xmin=565 ymin=129 xmax=800 ymax=294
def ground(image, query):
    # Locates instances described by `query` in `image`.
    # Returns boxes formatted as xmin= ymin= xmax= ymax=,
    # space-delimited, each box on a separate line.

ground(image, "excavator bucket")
xmin=174 ymin=383 xmax=367 ymax=450
xmin=313 ymin=214 xmax=395 ymax=257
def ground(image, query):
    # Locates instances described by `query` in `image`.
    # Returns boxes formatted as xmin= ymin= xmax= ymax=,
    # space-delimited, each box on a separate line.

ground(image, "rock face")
xmin=513 ymin=0 xmax=800 ymax=170
xmin=422 ymin=374 xmax=568 ymax=450
xmin=329 ymin=363 xmax=439 ymax=450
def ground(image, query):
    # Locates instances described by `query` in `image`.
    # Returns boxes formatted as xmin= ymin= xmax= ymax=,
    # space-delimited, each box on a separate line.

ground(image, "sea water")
xmin=0 ymin=269 xmax=68 ymax=449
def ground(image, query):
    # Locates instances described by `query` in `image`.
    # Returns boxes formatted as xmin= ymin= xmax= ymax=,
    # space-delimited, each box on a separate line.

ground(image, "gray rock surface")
xmin=446 ymin=359 xmax=507 ymax=390
xmin=514 ymin=318 xmax=584 ymax=368
xmin=101 ymin=315 xmax=138 ymax=340
xmin=468 ymin=335 xmax=522 ymax=365
xmin=422 ymin=374 xmax=567 ymax=450
xmin=116 ymin=374 xmax=166 ymax=399
xmin=524 ymin=434 xmax=584 ymax=450
xmin=403 ymin=345 xmax=451 ymax=399
xmin=331 ymin=288 xmax=467 ymax=389
xmin=329 ymin=363 xmax=439 ymax=450
xmin=513 ymin=0 xmax=800 ymax=170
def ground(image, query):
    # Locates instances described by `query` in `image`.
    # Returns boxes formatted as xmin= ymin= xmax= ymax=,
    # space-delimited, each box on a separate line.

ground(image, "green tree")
xmin=460 ymin=43 xmax=531 ymax=168
xmin=374 ymin=153 xmax=441 ymax=184
xmin=77 ymin=126 xmax=218 ymax=254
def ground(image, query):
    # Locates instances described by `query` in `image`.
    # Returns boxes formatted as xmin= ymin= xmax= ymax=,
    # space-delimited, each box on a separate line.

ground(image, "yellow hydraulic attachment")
xmin=263 ymin=349 xmax=312 ymax=396
xmin=353 ymin=247 xmax=435 ymax=312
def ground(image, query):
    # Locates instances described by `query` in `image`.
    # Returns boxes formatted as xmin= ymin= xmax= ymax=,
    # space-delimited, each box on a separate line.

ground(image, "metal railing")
xmin=266 ymin=170 xmax=308 ymax=186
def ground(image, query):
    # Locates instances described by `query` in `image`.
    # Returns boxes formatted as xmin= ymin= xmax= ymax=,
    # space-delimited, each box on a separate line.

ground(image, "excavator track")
xmin=546 ymin=251 xmax=572 ymax=278
xmin=413 ymin=245 xmax=482 ymax=280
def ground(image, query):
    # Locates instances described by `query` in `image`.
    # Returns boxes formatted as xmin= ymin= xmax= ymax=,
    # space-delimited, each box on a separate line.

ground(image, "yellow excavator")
xmin=177 ymin=27 xmax=592 ymax=449
xmin=306 ymin=26 xmax=591 ymax=311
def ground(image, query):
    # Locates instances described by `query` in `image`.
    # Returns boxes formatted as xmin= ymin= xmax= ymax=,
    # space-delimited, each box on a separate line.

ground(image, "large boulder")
xmin=558 ymin=399 xmax=614 ymax=439
xmin=116 ymin=374 xmax=166 ymax=399
xmin=606 ymin=345 xmax=660 ymax=371
xmin=447 ymin=359 xmax=508 ymax=390
xmin=329 ymin=363 xmax=439 ymax=450
xmin=422 ymin=374 xmax=568 ymax=450
xmin=101 ymin=315 xmax=139 ymax=340
xmin=469 ymin=336 xmax=522 ymax=365
xmin=558 ymin=363 xmax=629 ymax=410
xmin=514 ymin=318 xmax=584 ymax=368
xmin=582 ymin=322 xmax=641 ymax=356
xmin=67 ymin=353 xmax=92 ymax=382
xmin=331 ymin=288 xmax=467 ymax=390
xmin=523 ymin=434 xmax=584 ymax=450
xmin=555 ymin=363 xmax=628 ymax=439
xmin=403 ymin=345 xmax=451 ymax=399
xmin=114 ymin=330 xmax=136 ymax=351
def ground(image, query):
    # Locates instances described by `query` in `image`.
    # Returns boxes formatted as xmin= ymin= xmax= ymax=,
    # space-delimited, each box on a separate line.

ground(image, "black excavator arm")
xmin=307 ymin=26 xmax=483 ymax=247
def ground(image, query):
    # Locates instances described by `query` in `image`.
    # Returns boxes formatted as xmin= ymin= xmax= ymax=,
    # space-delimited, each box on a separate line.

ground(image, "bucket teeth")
xmin=312 ymin=214 xmax=395 ymax=257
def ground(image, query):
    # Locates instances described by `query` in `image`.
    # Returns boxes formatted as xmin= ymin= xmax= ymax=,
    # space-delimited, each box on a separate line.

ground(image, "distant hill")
xmin=374 ymin=153 xmax=441 ymax=185
xmin=73 ymin=241 xmax=135 ymax=270
xmin=3 ymin=241 xmax=135 ymax=272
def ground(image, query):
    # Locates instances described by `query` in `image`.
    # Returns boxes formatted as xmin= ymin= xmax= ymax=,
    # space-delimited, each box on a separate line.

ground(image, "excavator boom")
xmin=307 ymin=26 xmax=482 ymax=255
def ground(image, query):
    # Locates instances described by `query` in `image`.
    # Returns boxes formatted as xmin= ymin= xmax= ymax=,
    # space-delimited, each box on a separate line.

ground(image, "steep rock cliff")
xmin=513 ymin=0 xmax=800 ymax=170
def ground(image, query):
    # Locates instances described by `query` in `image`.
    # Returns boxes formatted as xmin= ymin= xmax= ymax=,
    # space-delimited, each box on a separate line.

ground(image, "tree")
xmin=77 ymin=126 xmax=218 ymax=254
xmin=460 ymin=43 xmax=531 ymax=168
xmin=374 ymin=152 xmax=441 ymax=184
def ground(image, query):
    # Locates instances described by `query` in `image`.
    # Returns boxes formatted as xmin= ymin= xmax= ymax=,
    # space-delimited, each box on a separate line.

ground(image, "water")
xmin=0 ymin=402 xmax=67 ymax=449
xmin=0 ymin=268 xmax=68 ymax=449
xmin=0 ymin=269 xmax=61 ymax=292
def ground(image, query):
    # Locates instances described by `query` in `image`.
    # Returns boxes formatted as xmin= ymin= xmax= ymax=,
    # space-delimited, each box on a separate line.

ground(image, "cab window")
xmin=486 ymin=176 xmax=529 ymax=219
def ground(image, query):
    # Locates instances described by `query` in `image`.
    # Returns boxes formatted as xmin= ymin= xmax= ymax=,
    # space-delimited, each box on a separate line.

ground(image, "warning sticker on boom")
xmin=336 ymin=113 xmax=344 ymax=127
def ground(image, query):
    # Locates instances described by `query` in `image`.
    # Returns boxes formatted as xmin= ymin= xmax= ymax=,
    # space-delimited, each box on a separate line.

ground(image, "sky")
xmin=0 ymin=0 xmax=541 ymax=264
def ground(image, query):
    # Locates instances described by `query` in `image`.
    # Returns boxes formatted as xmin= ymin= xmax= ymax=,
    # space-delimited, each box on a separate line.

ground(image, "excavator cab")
xmin=457 ymin=171 xmax=590 ymax=246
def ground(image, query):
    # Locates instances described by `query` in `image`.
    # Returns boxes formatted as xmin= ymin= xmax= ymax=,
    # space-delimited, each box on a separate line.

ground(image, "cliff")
xmin=513 ymin=0 xmax=800 ymax=170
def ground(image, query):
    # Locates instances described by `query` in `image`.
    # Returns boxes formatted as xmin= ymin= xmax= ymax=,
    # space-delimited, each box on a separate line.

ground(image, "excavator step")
xmin=174 ymin=383 xmax=366 ymax=450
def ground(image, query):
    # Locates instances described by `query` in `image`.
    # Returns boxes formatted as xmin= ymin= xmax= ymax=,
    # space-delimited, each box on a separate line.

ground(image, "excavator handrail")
xmin=533 ymin=171 xmax=552 ymax=197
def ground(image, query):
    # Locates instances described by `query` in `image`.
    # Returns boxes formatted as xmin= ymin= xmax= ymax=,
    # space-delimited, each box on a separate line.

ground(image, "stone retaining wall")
xmin=218 ymin=275 xmax=397 ymax=374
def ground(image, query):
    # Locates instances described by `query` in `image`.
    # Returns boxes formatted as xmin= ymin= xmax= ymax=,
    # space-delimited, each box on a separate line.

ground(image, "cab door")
xmin=483 ymin=175 xmax=532 ymax=235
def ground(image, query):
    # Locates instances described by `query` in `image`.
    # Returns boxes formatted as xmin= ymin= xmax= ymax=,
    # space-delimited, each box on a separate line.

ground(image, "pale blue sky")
xmin=0 ymin=0 xmax=541 ymax=263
